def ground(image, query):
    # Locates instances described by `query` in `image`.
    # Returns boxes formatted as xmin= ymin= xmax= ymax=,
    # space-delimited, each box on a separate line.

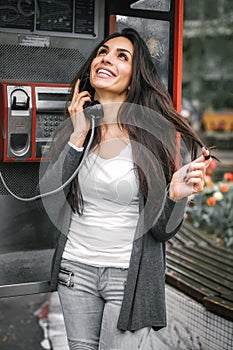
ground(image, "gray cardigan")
xmin=40 ymin=143 xmax=187 ymax=332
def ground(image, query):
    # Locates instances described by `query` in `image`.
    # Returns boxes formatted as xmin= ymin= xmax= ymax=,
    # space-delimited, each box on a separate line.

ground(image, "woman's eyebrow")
xmin=116 ymin=48 xmax=133 ymax=57
xmin=99 ymin=44 xmax=133 ymax=57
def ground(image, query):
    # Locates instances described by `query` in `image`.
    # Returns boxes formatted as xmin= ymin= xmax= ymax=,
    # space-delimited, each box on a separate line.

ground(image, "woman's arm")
xmin=150 ymin=147 xmax=211 ymax=242
xmin=39 ymin=143 xmax=83 ymax=198
xmin=150 ymin=194 xmax=187 ymax=242
xmin=39 ymin=77 xmax=93 ymax=198
xmin=36 ymin=142 xmax=84 ymax=230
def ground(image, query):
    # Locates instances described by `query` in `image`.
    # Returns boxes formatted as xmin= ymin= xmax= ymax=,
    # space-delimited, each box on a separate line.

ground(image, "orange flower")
xmin=220 ymin=183 xmax=229 ymax=192
xmin=224 ymin=172 xmax=233 ymax=182
xmin=207 ymin=197 xmax=216 ymax=206
xmin=206 ymin=160 xmax=217 ymax=175
xmin=205 ymin=175 xmax=213 ymax=187
xmin=209 ymin=159 xmax=217 ymax=170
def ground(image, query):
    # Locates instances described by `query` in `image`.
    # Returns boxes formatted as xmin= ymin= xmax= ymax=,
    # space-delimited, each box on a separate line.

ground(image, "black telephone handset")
xmin=79 ymin=72 xmax=104 ymax=121
xmin=83 ymin=100 xmax=104 ymax=121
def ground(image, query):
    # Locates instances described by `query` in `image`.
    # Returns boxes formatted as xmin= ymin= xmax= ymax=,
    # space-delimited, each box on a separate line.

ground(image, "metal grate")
xmin=0 ymin=44 xmax=85 ymax=83
xmin=0 ymin=163 xmax=40 ymax=196
xmin=151 ymin=285 xmax=233 ymax=350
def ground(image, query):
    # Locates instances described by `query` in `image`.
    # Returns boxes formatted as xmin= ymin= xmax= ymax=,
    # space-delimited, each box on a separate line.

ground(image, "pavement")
xmin=0 ymin=293 xmax=47 ymax=350
xmin=47 ymin=292 xmax=69 ymax=350
xmin=0 ymin=291 xmax=68 ymax=350
xmin=2 ymin=287 xmax=232 ymax=349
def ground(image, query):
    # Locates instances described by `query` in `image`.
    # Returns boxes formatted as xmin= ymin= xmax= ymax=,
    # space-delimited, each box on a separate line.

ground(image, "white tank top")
xmin=63 ymin=142 xmax=139 ymax=268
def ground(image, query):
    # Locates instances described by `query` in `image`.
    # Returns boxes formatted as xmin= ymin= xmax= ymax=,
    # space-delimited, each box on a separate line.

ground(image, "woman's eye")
xmin=118 ymin=53 xmax=128 ymax=61
xmin=97 ymin=48 xmax=107 ymax=56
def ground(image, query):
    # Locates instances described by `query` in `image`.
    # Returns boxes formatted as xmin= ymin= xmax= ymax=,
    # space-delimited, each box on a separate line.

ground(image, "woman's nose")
xmin=101 ymin=52 xmax=113 ymax=64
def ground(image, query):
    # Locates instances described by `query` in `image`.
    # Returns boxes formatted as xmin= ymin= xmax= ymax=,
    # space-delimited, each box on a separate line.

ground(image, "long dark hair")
xmin=54 ymin=28 xmax=207 ymax=214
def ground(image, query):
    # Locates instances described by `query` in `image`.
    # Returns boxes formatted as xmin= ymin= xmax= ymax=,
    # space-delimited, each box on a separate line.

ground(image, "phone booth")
xmin=0 ymin=0 xmax=184 ymax=298
xmin=105 ymin=0 xmax=183 ymax=112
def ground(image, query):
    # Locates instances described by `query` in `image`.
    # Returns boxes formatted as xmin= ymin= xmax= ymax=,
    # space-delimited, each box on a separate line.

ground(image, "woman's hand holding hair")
xmin=68 ymin=79 xmax=92 ymax=148
xmin=169 ymin=147 xmax=211 ymax=201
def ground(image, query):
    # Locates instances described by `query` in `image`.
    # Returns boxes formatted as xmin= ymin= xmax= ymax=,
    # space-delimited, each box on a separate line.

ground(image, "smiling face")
xmin=90 ymin=36 xmax=134 ymax=102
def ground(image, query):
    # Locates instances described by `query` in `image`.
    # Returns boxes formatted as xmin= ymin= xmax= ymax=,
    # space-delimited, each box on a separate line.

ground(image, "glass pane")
xmin=225 ymin=0 xmax=233 ymax=12
xmin=36 ymin=0 xmax=73 ymax=33
xmin=116 ymin=16 xmax=170 ymax=89
xmin=204 ymin=0 xmax=218 ymax=20
xmin=184 ymin=0 xmax=200 ymax=20
xmin=130 ymin=0 xmax=171 ymax=12
xmin=0 ymin=0 xmax=34 ymax=30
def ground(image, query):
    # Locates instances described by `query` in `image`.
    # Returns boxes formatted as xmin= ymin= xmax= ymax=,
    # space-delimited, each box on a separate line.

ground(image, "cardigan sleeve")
xmin=150 ymin=194 xmax=187 ymax=242
xmin=39 ymin=143 xmax=83 ymax=196
xmin=37 ymin=143 xmax=84 ymax=220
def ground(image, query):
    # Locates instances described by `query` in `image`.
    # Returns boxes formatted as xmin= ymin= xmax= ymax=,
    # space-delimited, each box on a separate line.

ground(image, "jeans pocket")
xmin=58 ymin=267 xmax=74 ymax=288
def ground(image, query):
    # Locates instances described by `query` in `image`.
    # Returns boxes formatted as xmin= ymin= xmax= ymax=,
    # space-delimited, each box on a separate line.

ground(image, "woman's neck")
xmin=97 ymin=102 xmax=128 ymax=141
xmin=99 ymin=101 xmax=122 ymax=125
xmin=94 ymin=92 xmax=126 ymax=124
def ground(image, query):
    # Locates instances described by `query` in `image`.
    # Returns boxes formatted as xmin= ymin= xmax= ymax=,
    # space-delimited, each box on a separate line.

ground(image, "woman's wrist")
xmin=168 ymin=189 xmax=180 ymax=202
xmin=168 ymin=193 xmax=179 ymax=202
xmin=69 ymin=131 xmax=88 ymax=148
xmin=168 ymin=183 xmax=183 ymax=202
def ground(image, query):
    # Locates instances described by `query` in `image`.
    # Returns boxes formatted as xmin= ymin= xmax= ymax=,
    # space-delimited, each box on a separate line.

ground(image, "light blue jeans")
xmin=57 ymin=258 xmax=151 ymax=350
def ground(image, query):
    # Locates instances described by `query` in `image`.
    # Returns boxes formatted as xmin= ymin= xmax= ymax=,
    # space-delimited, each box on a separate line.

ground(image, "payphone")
xmin=0 ymin=82 xmax=71 ymax=297
xmin=0 ymin=82 xmax=70 ymax=162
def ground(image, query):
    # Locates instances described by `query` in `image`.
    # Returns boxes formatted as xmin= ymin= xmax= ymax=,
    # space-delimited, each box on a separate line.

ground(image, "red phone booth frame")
xmin=107 ymin=0 xmax=184 ymax=113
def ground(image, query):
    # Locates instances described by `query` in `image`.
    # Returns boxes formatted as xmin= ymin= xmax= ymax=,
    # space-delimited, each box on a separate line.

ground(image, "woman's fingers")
xmin=68 ymin=91 xmax=92 ymax=119
xmin=73 ymin=79 xmax=80 ymax=96
xmin=184 ymin=147 xmax=212 ymax=184
xmin=70 ymin=79 xmax=80 ymax=106
xmin=67 ymin=79 xmax=93 ymax=138
xmin=183 ymin=169 xmax=204 ymax=182
xmin=69 ymin=79 xmax=92 ymax=114
xmin=193 ymin=147 xmax=211 ymax=165
xmin=68 ymin=79 xmax=93 ymax=147
xmin=169 ymin=147 xmax=213 ymax=200
xmin=202 ymin=146 xmax=210 ymax=158
xmin=68 ymin=92 xmax=91 ymax=115
xmin=191 ymin=177 xmax=204 ymax=193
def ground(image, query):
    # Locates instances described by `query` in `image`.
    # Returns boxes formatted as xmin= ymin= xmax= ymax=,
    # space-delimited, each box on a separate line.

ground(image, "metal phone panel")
xmin=6 ymin=85 xmax=32 ymax=159
xmin=35 ymin=85 xmax=70 ymax=158
xmin=35 ymin=86 xmax=71 ymax=111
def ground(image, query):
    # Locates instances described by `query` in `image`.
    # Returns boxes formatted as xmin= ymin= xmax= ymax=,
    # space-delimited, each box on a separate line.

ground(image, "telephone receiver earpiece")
xmin=83 ymin=100 xmax=104 ymax=121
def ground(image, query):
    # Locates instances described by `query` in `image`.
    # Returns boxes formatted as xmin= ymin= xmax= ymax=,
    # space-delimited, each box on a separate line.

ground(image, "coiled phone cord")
xmin=0 ymin=118 xmax=96 ymax=202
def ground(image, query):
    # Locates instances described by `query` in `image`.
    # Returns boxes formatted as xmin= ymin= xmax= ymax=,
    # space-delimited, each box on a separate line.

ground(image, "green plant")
xmin=187 ymin=169 xmax=233 ymax=248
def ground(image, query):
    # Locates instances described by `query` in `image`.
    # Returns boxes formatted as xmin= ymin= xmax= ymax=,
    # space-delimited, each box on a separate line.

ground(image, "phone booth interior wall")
xmin=0 ymin=0 xmax=106 ymax=297
xmin=0 ymin=0 xmax=184 ymax=297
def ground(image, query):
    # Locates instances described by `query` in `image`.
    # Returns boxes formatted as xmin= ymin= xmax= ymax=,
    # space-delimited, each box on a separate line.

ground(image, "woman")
xmin=40 ymin=28 xmax=211 ymax=349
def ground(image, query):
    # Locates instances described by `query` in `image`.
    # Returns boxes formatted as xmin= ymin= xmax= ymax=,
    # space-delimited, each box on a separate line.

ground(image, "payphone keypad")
xmin=36 ymin=113 xmax=65 ymax=158
xmin=36 ymin=113 xmax=64 ymax=139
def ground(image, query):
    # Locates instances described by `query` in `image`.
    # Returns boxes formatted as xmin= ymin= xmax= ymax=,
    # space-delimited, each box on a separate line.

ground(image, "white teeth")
xmin=97 ymin=69 xmax=113 ymax=77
